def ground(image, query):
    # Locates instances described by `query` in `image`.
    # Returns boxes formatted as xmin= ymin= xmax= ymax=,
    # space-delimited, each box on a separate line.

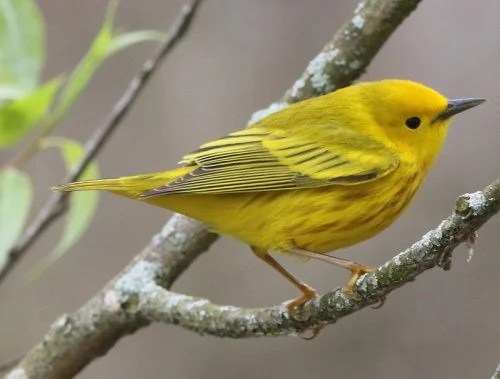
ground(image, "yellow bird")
xmin=55 ymin=80 xmax=484 ymax=313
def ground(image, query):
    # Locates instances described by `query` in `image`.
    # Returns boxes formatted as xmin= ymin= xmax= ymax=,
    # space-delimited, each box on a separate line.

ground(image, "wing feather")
xmin=142 ymin=124 xmax=399 ymax=197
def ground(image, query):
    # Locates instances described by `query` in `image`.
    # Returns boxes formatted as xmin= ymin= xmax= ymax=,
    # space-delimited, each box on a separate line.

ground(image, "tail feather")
xmin=52 ymin=167 xmax=193 ymax=199
xmin=52 ymin=177 xmax=133 ymax=192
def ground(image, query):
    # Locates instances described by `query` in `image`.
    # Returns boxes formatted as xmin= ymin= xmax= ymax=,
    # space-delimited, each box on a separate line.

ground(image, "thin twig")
xmin=0 ymin=0 xmax=204 ymax=285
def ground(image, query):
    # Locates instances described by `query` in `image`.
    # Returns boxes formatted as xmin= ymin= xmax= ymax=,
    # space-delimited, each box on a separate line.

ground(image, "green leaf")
xmin=0 ymin=78 xmax=61 ymax=149
xmin=0 ymin=167 xmax=32 ymax=271
xmin=48 ymin=0 xmax=163 ymax=127
xmin=0 ymin=0 xmax=44 ymax=99
xmin=29 ymin=137 xmax=99 ymax=278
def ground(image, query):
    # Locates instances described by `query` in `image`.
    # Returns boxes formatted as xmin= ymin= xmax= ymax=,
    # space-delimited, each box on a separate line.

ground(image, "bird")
xmin=54 ymin=79 xmax=484 ymax=318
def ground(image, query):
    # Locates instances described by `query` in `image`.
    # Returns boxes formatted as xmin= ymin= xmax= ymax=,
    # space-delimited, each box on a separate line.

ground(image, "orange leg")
xmin=252 ymin=247 xmax=382 ymax=339
xmin=290 ymin=248 xmax=376 ymax=295
xmin=252 ymin=247 xmax=318 ymax=314
xmin=290 ymin=248 xmax=386 ymax=309
xmin=252 ymin=247 xmax=323 ymax=339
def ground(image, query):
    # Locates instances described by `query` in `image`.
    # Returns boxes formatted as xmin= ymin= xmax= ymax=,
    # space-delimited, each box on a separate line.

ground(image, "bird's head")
xmin=343 ymin=79 xmax=485 ymax=170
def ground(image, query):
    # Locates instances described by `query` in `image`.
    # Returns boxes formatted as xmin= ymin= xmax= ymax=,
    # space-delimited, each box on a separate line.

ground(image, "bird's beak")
xmin=434 ymin=98 xmax=486 ymax=122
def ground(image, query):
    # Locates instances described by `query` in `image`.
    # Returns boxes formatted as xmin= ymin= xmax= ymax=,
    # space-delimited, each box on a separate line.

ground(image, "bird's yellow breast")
xmin=145 ymin=163 xmax=422 ymax=254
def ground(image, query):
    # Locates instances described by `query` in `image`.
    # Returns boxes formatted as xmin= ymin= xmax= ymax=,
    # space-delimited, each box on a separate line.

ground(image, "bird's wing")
xmin=141 ymin=125 xmax=399 ymax=196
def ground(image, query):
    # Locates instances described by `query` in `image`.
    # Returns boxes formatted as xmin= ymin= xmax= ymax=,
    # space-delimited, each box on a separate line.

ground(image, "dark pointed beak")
xmin=434 ymin=98 xmax=486 ymax=122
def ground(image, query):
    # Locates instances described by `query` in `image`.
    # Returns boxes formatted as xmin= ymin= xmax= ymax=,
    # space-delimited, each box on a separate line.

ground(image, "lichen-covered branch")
xmin=5 ymin=217 xmax=217 ymax=379
xmin=0 ymin=0 xmax=204 ymax=286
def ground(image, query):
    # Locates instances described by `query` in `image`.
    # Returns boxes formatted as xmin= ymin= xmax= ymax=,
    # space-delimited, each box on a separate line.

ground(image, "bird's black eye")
xmin=405 ymin=116 xmax=421 ymax=129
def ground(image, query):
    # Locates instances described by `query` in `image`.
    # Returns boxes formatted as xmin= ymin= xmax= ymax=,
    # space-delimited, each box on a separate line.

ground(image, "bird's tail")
xmin=53 ymin=178 xmax=130 ymax=192
xmin=52 ymin=167 xmax=192 ymax=199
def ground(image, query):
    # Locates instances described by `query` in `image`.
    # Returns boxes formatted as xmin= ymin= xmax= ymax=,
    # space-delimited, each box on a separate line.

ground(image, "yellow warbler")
xmin=55 ymin=80 xmax=484 ymax=313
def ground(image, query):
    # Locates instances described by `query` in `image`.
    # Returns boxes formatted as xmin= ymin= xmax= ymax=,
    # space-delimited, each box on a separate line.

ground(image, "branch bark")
xmin=0 ymin=0 xmax=204 ymax=285
xmin=5 ymin=218 xmax=216 ymax=379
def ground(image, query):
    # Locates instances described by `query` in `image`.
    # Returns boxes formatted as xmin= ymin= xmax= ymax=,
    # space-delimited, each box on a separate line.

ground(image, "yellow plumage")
xmin=55 ymin=79 xmax=484 ymax=318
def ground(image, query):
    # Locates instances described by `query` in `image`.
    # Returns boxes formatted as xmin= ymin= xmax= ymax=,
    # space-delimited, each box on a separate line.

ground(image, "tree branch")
xmin=6 ymin=217 xmax=217 ymax=379
xmin=0 ymin=0 xmax=204 ymax=285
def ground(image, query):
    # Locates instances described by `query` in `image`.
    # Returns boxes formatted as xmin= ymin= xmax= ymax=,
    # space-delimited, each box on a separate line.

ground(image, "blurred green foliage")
xmin=0 ymin=0 xmax=164 ymax=274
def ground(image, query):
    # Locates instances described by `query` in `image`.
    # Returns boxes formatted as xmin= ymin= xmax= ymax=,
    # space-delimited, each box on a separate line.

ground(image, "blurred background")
xmin=1 ymin=0 xmax=499 ymax=378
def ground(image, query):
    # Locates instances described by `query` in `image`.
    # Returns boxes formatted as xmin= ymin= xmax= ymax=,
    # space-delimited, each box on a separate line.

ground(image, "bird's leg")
xmin=252 ymin=247 xmax=324 ymax=340
xmin=251 ymin=247 xmax=318 ymax=314
xmin=290 ymin=247 xmax=375 ymax=296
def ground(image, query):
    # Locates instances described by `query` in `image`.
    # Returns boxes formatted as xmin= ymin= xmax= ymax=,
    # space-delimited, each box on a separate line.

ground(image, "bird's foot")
xmin=286 ymin=286 xmax=318 ymax=316
xmin=344 ymin=264 xmax=375 ymax=290
xmin=341 ymin=265 xmax=386 ymax=308
xmin=286 ymin=287 xmax=324 ymax=340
